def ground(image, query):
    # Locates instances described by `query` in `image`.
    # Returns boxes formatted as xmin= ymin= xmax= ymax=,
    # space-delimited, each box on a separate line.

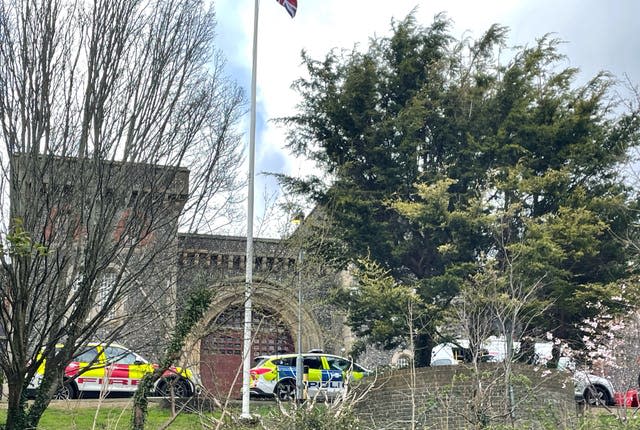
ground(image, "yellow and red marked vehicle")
xmin=250 ymin=352 xmax=370 ymax=401
xmin=28 ymin=343 xmax=199 ymax=400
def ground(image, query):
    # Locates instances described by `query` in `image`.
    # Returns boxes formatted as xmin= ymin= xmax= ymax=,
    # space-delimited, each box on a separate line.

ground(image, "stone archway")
xmin=185 ymin=277 xmax=324 ymax=399
xmin=199 ymin=305 xmax=294 ymax=398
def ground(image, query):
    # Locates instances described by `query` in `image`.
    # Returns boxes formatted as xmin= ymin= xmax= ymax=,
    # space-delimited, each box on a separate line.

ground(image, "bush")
xmin=263 ymin=403 xmax=361 ymax=430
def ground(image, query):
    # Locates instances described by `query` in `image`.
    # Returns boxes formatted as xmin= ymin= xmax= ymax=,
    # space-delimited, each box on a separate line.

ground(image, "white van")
xmin=430 ymin=340 xmax=470 ymax=366
xmin=430 ymin=337 xmax=556 ymax=366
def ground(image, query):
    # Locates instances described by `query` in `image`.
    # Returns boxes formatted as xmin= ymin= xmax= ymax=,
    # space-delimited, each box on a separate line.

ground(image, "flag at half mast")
xmin=277 ymin=0 xmax=297 ymax=18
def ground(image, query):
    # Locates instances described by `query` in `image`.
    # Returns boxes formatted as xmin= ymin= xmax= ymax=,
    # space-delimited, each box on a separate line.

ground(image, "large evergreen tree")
xmin=280 ymin=14 xmax=640 ymax=365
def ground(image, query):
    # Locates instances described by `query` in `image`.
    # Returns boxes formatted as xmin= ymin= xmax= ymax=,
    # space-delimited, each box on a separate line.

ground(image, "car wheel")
xmin=275 ymin=380 xmax=296 ymax=401
xmin=53 ymin=380 xmax=76 ymax=400
xmin=172 ymin=379 xmax=192 ymax=398
xmin=584 ymin=385 xmax=611 ymax=406
xmin=158 ymin=378 xmax=192 ymax=398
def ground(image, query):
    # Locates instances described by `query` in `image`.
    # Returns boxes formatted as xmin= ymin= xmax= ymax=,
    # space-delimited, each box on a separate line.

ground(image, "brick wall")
xmin=352 ymin=363 xmax=576 ymax=429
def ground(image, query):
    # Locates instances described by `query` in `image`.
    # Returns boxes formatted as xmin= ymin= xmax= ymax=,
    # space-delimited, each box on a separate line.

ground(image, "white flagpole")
xmin=241 ymin=0 xmax=260 ymax=420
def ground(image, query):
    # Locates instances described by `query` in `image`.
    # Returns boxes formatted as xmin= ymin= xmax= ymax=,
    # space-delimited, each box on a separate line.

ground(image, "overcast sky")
xmin=212 ymin=0 xmax=640 ymax=237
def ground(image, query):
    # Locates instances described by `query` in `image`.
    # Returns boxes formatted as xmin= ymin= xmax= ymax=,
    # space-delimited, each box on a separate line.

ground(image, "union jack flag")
xmin=277 ymin=0 xmax=297 ymax=18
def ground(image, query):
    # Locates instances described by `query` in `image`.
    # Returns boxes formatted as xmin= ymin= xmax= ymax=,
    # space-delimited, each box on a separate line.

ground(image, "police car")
xmin=28 ymin=343 xmax=199 ymax=399
xmin=249 ymin=352 xmax=369 ymax=401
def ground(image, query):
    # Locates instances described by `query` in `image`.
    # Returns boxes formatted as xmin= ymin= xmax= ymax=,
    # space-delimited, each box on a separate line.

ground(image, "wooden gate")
xmin=200 ymin=306 xmax=294 ymax=398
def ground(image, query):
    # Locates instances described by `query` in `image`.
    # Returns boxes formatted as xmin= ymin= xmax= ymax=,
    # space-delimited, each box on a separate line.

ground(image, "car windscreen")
xmin=253 ymin=356 xmax=269 ymax=366
xmin=104 ymin=346 xmax=139 ymax=364
xmin=272 ymin=357 xmax=296 ymax=367
xmin=73 ymin=346 xmax=100 ymax=364
xmin=326 ymin=356 xmax=367 ymax=373
xmin=303 ymin=356 xmax=323 ymax=370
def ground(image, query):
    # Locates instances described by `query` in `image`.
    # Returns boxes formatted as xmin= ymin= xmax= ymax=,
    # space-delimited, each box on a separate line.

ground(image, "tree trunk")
xmin=25 ymin=383 xmax=54 ymax=429
xmin=517 ymin=338 xmax=536 ymax=364
xmin=131 ymin=288 xmax=212 ymax=429
xmin=5 ymin=377 xmax=27 ymax=430
xmin=547 ymin=343 xmax=561 ymax=369
xmin=131 ymin=375 xmax=155 ymax=430
xmin=4 ymin=365 xmax=59 ymax=430
xmin=414 ymin=332 xmax=434 ymax=367
xmin=133 ymin=407 xmax=146 ymax=430
xmin=132 ymin=391 xmax=149 ymax=430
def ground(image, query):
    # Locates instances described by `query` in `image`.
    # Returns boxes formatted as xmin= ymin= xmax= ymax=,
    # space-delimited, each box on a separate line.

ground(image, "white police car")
xmin=249 ymin=352 xmax=369 ymax=401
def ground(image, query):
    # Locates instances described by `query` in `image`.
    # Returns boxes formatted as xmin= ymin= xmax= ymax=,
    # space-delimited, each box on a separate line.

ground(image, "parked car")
xmin=28 ymin=343 xmax=199 ymax=400
xmin=556 ymin=357 xmax=615 ymax=406
xmin=249 ymin=352 xmax=370 ymax=400
xmin=573 ymin=371 xmax=615 ymax=406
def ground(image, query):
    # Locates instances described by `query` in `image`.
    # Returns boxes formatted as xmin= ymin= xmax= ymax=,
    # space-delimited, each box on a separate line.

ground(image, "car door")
xmin=71 ymin=345 xmax=106 ymax=394
xmin=302 ymin=356 xmax=325 ymax=399
xmin=323 ymin=356 xmax=348 ymax=394
xmin=103 ymin=345 xmax=150 ymax=393
xmin=324 ymin=356 xmax=368 ymax=394
xmin=127 ymin=352 xmax=154 ymax=390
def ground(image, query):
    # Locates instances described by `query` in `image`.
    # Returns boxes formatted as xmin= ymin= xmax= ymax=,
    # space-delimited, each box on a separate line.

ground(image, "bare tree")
xmin=0 ymin=0 xmax=244 ymax=428
xmin=445 ymin=210 xmax=550 ymax=428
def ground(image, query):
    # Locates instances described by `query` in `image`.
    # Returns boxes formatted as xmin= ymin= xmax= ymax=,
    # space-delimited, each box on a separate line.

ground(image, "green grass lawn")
xmin=6 ymin=400 xmax=640 ymax=429
xmin=0 ymin=401 xmax=266 ymax=430
xmin=25 ymin=405 xmax=203 ymax=430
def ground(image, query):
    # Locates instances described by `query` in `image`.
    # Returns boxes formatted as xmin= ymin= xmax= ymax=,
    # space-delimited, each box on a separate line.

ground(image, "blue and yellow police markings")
xmin=306 ymin=369 xmax=344 ymax=390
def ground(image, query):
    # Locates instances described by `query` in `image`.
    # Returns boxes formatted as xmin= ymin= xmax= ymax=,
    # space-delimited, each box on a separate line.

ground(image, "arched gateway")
xmin=182 ymin=276 xmax=324 ymax=398
xmin=200 ymin=305 xmax=293 ymax=398
xmin=177 ymin=234 xmax=334 ymax=398
xmin=187 ymin=280 xmax=323 ymax=398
